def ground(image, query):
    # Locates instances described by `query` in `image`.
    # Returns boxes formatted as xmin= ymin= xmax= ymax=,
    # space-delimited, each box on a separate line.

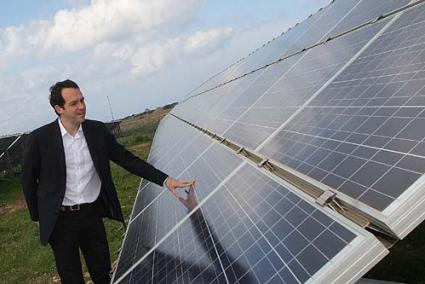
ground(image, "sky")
xmin=0 ymin=0 xmax=329 ymax=136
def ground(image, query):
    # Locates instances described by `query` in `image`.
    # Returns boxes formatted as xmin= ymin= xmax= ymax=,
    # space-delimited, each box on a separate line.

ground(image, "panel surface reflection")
xmin=114 ymin=142 xmax=242 ymax=281
xmin=118 ymin=164 xmax=363 ymax=283
xmin=261 ymin=4 xmax=425 ymax=211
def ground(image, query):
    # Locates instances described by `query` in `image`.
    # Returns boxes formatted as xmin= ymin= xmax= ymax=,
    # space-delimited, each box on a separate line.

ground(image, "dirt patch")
xmin=0 ymin=199 xmax=26 ymax=215
xmin=120 ymin=108 xmax=170 ymax=131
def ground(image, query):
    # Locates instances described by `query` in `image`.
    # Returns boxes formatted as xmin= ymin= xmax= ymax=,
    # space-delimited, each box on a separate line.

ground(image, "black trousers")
xmin=49 ymin=202 xmax=111 ymax=284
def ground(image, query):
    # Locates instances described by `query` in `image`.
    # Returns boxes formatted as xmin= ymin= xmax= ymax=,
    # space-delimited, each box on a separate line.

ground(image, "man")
xmin=22 ymin=79 xmax=194 ymax=283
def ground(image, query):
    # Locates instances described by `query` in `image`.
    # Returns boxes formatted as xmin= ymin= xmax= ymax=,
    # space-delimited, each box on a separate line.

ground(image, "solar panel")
xmin=114 ymin=163 xmax=387 ymax=283
xmin=131 ymin=135 xmax=232 ymax=221
xmin=326 ymin=0 xmax=410 ymax=35
xmin=0 ymin=135 xmax=26 ymax=173
xmin=259 ymin=1 xmax=425 ymax=237
xmin=171 ymin=2 xmax=415 ymax=152
xmin=189 ymin=0 xmax=411 ymax=98
xmin=114 ymin=1 xmax=425 ymax=283
xmin=222 ymin=19 xmax=389 ymax=149
xmin=146 ymin=115 xmax=202 ymax=169
xmin=114 ymin=141 xmax=243 ymax=281
xmin=0 ymin=135 xmax=19 ymax=157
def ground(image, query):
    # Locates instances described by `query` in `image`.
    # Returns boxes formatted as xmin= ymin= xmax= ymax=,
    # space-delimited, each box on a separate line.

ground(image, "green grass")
xmin=0 ymin=179 xmax=57 ymax=283
xmin=117 ymin=123 xmax=158 ymax=147
xmin=0 ymin=124 xmax=156 ymax=283
xmin=0 ymin=179 xmax=22 ymax=207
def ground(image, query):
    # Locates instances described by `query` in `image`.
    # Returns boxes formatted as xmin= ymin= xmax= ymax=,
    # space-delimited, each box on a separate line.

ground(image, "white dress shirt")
xmin=59 ymin=119 xmax=101 ymax=206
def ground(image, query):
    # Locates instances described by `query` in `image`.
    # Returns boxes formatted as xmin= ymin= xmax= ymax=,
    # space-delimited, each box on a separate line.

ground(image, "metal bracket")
xmin=372 ymin=15 xmax=384 ymax=23
xmin=236 ymin=146 xmax=246 ymax=155
xmin=258 ymin=158 xmax=269 ymax=167
xmin=258 ymin=158 xmax=274 ymax=171
xmin=328 ymin=199 xmax=345 ymax=213
xmin=315 ymin=190 xmax=337 ymax=207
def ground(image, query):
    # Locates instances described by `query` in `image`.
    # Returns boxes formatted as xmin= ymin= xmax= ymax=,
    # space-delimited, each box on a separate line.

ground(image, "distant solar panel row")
xmin=114 ymin=0 xmax=425 ymax=283
xmin=0 ymin=135 xmax=26 ymax=172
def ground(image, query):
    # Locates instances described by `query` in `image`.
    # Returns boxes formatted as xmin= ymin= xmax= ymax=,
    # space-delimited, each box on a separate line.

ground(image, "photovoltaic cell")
xmin=171 ymin=78 xmax=248 ymax=131
xmin=223 ymin=20 xmax=388 ymax=149
xmin=129 ymin=114 xmax=214 ymax=220
xmin=252 ymin=0 xmax=358 ymax=70
xmin=114 ymin=142 xmax=243 ymax=281
xmin=120 ymin=210 xmax=228 ymax=284
xmin=114 ymin=197 xmax=161 ymax=280
xmin=262 ymin=0 xmax=410 ymax=73
xmin=232 ymin=2 xmax=328 ymax=77
xmin=0 ymin=136 xmax=17 ymax=153
xmin=172 ymin=0 xmax=409 ymax=136
xmin=210 ymin=55 xmax=304 ymax=138
xmin=187 ymin=0 xmax=410 ymax=100
xmin=260 ymin=3 xmax=425 ymax=212
xmin=327 ymin=0 xmax=410 ymax=36
xmin=147 ymin=115 xmax=200 ymax=168
xmin=116 ymin=164 xmax=386 ymax=284
xmin=200 ymin=164 xmax=361 ymax=283
xmin=177 ymin=143 xmax=243 ymax=201
xmin=172 ymin=0 xmax=358 ymax=131
xmin=131 ymin=181 xmax=161 ymax=221
xmin=191 ymin=59 xmax=247 ymax=97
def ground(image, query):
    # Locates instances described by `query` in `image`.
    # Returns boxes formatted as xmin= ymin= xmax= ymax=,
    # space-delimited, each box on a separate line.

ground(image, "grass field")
xmin=0 ymin=120 xmax=424 ymax=283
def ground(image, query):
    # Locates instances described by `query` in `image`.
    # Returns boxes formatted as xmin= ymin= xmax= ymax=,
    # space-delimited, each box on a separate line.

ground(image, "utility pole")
xmin=107 ymin=96 xmax=115 ymax=122
xmin=106 ymin=96 xmax=121 ymax=135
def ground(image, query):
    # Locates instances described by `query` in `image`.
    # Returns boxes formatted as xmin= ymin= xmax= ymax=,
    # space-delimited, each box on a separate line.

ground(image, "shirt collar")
xmin=58 ymin=118 xmax=83 ymax=138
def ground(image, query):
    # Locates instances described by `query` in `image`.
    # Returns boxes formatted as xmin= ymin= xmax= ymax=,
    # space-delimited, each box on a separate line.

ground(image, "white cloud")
xmin=185 ymin=28 xmax=232 ymax=51
xmin=0 ymin=0 xmax=236 ymax=135
xmin=130 ymin=27 xmax=233 ymax=76
xmin=0 ymin=21 xmax=49 ymax=59
xmin=0 ymin=0 xmax=200 ymax=60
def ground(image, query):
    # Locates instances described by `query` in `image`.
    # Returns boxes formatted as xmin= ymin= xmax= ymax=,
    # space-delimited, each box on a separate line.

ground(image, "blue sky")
xmin=0 ymin=0 xmax=329 ymax=135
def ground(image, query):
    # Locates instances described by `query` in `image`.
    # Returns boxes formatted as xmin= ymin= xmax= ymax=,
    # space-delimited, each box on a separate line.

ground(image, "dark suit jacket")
xmin=22 ymin=119 xmax=168 ymax=245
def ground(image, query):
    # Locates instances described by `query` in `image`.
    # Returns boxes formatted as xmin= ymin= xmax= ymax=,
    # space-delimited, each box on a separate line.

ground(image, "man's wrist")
xmin=163 ymin=176 xmax=169 ymax=188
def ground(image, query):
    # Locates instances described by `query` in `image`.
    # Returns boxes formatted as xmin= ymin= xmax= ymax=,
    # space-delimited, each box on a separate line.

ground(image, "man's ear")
xmin=54 ymin=105 xmax=64 ymax=115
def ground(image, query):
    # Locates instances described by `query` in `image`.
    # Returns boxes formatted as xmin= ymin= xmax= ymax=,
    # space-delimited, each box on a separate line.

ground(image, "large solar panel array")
xmin=113 ymin=0 xmax=425 ymax=283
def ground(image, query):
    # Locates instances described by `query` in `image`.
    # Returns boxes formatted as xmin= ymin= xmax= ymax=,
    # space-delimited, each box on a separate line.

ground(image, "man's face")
xmin=55 ymin=88 xmax=86 ymax=125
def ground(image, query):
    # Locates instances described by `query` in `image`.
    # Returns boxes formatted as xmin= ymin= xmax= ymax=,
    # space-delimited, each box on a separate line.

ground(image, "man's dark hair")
xmin=49 ymin=79 xmax=79 ymax=116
